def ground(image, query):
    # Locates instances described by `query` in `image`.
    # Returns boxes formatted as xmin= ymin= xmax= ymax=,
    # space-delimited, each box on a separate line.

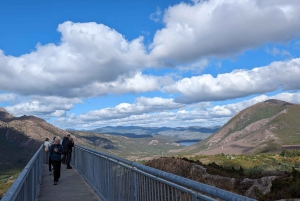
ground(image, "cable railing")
xmin=73 ymin=145 xmax=256 ymax=201
xmin=1 ymin=145 xmax=44 ymax=201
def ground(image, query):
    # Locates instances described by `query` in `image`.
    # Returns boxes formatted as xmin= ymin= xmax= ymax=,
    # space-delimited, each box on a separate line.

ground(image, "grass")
xmin=187 ymin=151 xmax=300 ymax=176
xmin=0 ymin=129 xmax=30 ymax=199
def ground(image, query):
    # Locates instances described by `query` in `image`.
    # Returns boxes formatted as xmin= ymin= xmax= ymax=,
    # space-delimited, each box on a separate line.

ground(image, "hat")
xmin=55 ymin=136 xmax=61 ymax=141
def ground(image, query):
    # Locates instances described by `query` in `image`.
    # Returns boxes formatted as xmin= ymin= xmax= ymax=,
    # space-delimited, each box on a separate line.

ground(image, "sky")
xmin=0 ymin=0 xmax=300 ymax=130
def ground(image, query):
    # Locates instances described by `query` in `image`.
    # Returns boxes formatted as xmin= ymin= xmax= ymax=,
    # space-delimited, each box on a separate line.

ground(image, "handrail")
xmin=73 ymin=145 xmax=256 ymax=201
xmin=1 ymin=144 xmax=257 ymax=201
xmin=1 ymin=145 xmax=44 ymax=201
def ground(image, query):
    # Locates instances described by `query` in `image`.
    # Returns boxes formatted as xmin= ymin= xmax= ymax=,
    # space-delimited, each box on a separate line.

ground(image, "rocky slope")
xmin=145 ymin=157 xmax=299 ymax=200
xmin=184 ymin=99 xmax=300 ymax=155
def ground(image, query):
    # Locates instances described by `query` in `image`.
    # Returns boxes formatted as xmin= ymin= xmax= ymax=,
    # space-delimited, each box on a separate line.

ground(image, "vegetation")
xmin=0 ymin=170 xmax=21 ymax=199
xmin=0 ymin=129 xmax=31 ymax=199
xmin=188 ymin=151 xmax=300 ymax=174
xmin=257 ymin=168 xmax=300 ymax=200
xmin=184 ymin=150 xmax=300 ymax=200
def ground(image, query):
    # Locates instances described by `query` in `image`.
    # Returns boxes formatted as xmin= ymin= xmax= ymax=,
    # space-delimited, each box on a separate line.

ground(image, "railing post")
xmin=131 ymin=169 xmax=137 ymax=201
xmin=106 ymin=158 xmax=110 ymax=201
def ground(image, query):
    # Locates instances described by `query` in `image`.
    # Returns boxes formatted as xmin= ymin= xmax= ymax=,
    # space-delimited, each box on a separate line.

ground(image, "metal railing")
xmin=1 ymin=145 xmax=44 ymax=201
xmin=73 ymin=145 xmax=256 ymax=201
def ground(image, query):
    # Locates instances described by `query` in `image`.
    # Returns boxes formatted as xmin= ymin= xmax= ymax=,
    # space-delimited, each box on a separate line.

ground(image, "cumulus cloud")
xmin=5 ymin=96 xmax=82 ymax=118
xmin=53 ymin=92 xmax=300 ymax=129
xmin=71 ymin=72 xmax=172 ymax=97
xmin=0 ymin=22 xmax=152 ymax=97
xmin=1 ymin=0 xmax=300 ymax=100
xmin=78 ymin=97 xmax=184 ymax=121
xmin=164 ymin=58 xmax=300 ymax=104
xmin=149 ymin=0 xmax=300 ymax=64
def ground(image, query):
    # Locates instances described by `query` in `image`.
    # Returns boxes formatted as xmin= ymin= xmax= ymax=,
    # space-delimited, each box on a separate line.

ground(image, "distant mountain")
xmin=88 ymin=125 xmax=220 ymax=139
xmin=186 ymin=99 xmax=300 ymax=155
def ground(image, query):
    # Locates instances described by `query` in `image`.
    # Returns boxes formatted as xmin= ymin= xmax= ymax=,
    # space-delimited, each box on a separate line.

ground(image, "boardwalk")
xmin=37 ymin=164 xmax=101 ymax=201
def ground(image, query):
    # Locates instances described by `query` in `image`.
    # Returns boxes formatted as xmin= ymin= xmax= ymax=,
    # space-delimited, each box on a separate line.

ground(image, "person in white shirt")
xmin=44 ymin=138 xmax=51 ymax=164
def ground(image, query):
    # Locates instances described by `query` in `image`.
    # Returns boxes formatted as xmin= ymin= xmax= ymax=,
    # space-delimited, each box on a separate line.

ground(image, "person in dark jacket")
xmin=61 ymin=134 xmax=70 ymax=164
xmin=65 ymin=137 xmax=74 ymax=169
xmin=49 ymin=137 xmax=63 ymax=185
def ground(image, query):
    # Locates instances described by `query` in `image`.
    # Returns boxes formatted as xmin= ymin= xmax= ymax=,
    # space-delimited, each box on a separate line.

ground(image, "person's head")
xmin=69 ymin=137 xmax=74 ymax=142
xmin=67 ymin=134 xmax=70 ymax=138
xmin=54 ymin=136 xmax=61 ymax=144
xmin=45 ymin=138 xmax=49 ymax=141
xmin=53 ymin=137 xmax=56 ymax=141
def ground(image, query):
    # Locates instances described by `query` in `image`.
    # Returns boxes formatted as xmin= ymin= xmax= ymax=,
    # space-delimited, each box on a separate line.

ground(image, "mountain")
xmin=0 ymin=107 xmax=71 ymax=174
xmin=185 ymin=99 xmax=300 ymax=155
xmin=88 ymin=125 xmax=220 ymax=140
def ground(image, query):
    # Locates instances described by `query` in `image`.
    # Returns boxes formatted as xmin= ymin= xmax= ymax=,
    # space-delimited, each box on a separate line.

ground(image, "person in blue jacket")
xmin=49 ymin=136 xmax=63 ymax=185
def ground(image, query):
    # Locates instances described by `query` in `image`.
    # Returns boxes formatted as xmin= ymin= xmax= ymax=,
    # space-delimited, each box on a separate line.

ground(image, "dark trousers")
xmin=48 ymin=157 xmax=52 ymax=171
xmin=61 ymin=150 xmax=66 ymax=164
xmin=52 ymin=160 xmax=61 ymax=182
xmin=45 ymin=151 xmax=49 ymax=164
xmin=66 ymin=152 xmax=72 ymax=167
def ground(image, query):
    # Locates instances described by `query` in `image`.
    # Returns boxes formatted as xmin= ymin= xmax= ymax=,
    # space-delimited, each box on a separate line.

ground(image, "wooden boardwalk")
xmin=37 ymin=164 xmax=101 ymax=201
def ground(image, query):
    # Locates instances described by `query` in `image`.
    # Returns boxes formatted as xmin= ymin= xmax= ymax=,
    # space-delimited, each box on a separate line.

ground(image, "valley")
xmin=1 ymin=99 xmax=300 ymax=200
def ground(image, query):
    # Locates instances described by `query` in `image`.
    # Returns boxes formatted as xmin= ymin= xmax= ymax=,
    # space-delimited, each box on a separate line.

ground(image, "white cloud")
xmin=265 ymin=47 xmax=291 ymax=57
xmin=164 ymin=58 xmax=300 ymax=104
xmin=0 ymin=22 xmax=152 ymax=97
xmin=78 ymin=97 xmax=185 ymax=121
xmin=5 ymin=96 xmax=82 ymax=119
xmin=0 ymin=93 xmax=16 ymax=103
xmin=75 ymin=72 xmax=171 ymax=97
xmin=1 ymin=0 xmax=300 ymax=100
xmin=150 ymin=7 xmax=162 ymax=23
xmin=53 ymin=92 xmax=300 ymax=129
xmin=150 ymin=0 xmax=300 ymax=64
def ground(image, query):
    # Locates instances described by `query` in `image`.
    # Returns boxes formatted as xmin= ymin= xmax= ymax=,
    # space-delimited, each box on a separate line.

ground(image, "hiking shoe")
xmin=54 ymin=181 xmax=57 ymax=185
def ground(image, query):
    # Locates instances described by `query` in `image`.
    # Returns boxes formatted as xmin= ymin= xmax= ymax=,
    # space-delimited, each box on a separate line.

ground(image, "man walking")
xmin=61 ymin=134 xmax=70 ymax=164
xmin=66 ymin=137 xmax=74 ymax=169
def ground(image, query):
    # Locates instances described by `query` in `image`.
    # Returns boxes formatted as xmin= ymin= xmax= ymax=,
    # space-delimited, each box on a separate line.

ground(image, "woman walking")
xmin=49 ymin=136 xmax=63 ymax=185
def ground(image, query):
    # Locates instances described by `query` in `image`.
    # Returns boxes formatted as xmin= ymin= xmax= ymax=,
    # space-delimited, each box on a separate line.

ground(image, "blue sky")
xmin=1 ymin=0 xmax=300 ymax=130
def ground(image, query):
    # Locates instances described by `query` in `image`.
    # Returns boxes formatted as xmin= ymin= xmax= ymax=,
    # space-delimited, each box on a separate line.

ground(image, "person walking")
xmin=61 ymin=134 xmax=70 ymax=164
xmin=43 ymin=138 xmax=50 ymax=164
xmin=65 ymin=137 xmax=74 ymax=169
xmin=48 ymin=137 xmax=56 ymax=175
xmin=49 ymin=136 xmax=63 ymax=185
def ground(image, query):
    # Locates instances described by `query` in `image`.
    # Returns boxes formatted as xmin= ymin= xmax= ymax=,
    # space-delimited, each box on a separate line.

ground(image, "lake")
xmin=176 ymin=140 xmax=201 ymax=146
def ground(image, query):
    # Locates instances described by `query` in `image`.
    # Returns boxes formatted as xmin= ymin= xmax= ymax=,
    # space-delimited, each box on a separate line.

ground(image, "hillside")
xmin=0 ymin=107 xmax=71 ymax=197
xmin=184 ymin=99 xmax=300 ymax=155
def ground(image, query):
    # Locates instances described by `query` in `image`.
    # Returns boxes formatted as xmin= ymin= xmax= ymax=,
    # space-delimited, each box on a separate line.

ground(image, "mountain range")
xmin=1 ymin=99 xmax=300 ymax=165
xmin=1 ymin=99 xmax=300 ymax=198
xmin=86 ymin=125 xmax=220 ymax=139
